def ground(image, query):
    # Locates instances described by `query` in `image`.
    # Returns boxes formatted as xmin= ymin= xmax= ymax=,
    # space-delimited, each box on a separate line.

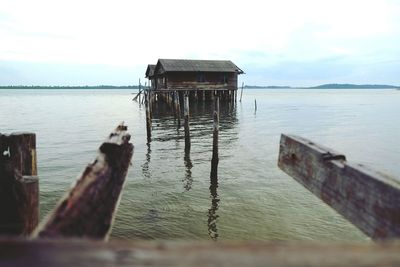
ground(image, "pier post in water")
xmin=240 ymin=82 xmax=244 ymax=102
xmin=0 ymin=133 xmax=39 ymax=235
xmin=184 ymin=93 xmax=190 ymax=151
xmin=210 ymin=96 xmax=219 ymax=179
xmin=174 ymin=91 xmax=181 ymax=128
xmin=145 ymin=90 xmax=152 ymax=143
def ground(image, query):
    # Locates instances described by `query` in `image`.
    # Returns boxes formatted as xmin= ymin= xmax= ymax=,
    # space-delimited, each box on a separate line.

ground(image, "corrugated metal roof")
xmin=145 ymin=64 xmax=156 ymax=78
xmin=157 ymin=59 xmax=244 ymax=73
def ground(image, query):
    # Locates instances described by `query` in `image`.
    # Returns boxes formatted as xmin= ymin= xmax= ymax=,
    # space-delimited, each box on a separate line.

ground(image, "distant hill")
xmin=245 ymin=85 xmax=291 ymax=89
xmin=308 ymin=84 xmax=398 ymax=89
xmin=245 ymin=84 xmax=399 ymax=89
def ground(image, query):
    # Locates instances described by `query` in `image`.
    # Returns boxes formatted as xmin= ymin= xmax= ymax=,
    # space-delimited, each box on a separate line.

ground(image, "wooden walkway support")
xmin=184 ymin=93 xmax=190 ymax=152
xmin=33 ymin=124 xmax=133 ymax=240
xmin=0 ymin=133 xmax=38 ymax=236
xmin=278 ymin=134 xmax=400 ymax=240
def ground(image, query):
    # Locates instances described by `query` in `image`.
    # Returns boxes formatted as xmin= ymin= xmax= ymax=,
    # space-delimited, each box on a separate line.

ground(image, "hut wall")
xmin=161 ymin=72 xmax=237 ymax=90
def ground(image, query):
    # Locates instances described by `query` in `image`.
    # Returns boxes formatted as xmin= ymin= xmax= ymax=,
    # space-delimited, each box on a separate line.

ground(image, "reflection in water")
xmin=146 ymin=97 xmax=239 ymax=240
xmin=183 ymin=148 xmax=193 ymax=191
xmin=208 ymin=173 xmax=220 ymax=240
xmin=141 ymin=143 xmax=151 ymax=179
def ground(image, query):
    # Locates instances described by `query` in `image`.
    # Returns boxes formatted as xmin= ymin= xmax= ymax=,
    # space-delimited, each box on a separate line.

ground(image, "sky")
xmin=0 ymin=0 xmax=399 ymax=86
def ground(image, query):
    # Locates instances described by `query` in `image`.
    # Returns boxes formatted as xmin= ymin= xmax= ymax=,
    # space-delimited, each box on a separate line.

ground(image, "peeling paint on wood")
xmin=33 ymin=124 xmax=133 ymax=240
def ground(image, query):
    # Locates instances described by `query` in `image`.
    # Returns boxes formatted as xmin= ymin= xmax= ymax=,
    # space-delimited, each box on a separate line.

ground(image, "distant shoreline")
xmin=0 ymin=85 xmax=138 ymax=89
xmin=244 ymin=84 xmax=399 ymax=89
xmin=0 ymin=83 xmax=398 ymax=90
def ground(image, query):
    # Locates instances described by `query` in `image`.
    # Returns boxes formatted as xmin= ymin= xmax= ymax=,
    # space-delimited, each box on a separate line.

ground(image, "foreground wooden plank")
xmin=278 ymin=134 xmax=400 ymax=240
xmin=33 ymin=124 xmax=133 ymax=240
xmin=1 ymin=238 xmax=400 ymax=267
xmin=0 ymin=133 xmax=38 ymax=235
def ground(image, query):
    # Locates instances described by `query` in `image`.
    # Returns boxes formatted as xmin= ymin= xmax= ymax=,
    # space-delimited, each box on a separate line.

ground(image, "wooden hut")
xmin=145 ymin=64 xmax=156 ymax=90
xmin=145 ymin=59 xmax=244 ymax=101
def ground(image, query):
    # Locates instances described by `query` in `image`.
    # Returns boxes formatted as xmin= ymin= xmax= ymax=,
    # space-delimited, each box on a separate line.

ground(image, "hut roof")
xmin=145 ymin=64 xmax=156 ymax=78
xmin=155 ymin=59 xmax=244 ymax=74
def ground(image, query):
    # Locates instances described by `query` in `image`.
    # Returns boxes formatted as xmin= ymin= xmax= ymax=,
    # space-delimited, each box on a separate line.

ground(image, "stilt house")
xmin=145 ymin=59 xmax=244 ymax=93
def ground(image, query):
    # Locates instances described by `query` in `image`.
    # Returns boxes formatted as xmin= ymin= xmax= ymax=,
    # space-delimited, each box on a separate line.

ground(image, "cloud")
xmin=0 ymin=0 xmax=399 ymax=85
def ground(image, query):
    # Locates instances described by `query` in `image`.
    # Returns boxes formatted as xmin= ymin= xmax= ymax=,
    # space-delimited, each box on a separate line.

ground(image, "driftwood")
xmin=33 ymin=124 xmax=133 ymax=240
xmin=1 ymin=238 xmax=400 ymax=267
xmin=0 ymin=133 xmax=38 ymax=235
xmin=278 ymin=134 xmax=400 ymax=240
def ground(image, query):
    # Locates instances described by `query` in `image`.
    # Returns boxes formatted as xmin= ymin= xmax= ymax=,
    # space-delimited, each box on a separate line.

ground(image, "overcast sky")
xmin=1 ymin=0 xmax=399 ymax=86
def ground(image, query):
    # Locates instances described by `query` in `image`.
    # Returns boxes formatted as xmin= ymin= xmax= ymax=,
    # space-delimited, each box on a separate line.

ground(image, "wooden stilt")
xmin=210 ymin=96 xmax=219 ymax=179
xmin=0 ymin=133 xmax=38 ymax=236
xmin=240 ymin=82 xmax=244 ymax=102
xmin=145 ymin=91 xmax=152 ymax=143
xmin=175 ymin=91 xmax=181 ymax=128
xmin=184 ymin=93 xmax=190 ymax=152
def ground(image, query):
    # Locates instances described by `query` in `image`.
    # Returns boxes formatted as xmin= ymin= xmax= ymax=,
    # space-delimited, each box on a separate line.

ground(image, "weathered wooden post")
xmin=255 ymin=99 xmax=257 ymax=112
xmin=184 ymin=93 xmax=190 ymax=152
xmin=145 ymin=90 xmax=152 ymax=143
xmin=210 ymin=97 xmax=219 ymax=179
xmin=174 ymin=91 xmax=181 ymax=128
xmin=33 ymin=124 xmax=133 ymax=240
xmin=239 ymin=82 xmax=244 ymax=102
xmin=278 ymin=134 xmax=400 ymax=240
xmin=0 ymin=133 xmax=38 ymax=236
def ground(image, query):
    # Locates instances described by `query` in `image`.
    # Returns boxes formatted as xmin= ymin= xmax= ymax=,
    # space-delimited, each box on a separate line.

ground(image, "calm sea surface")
xmin=1 ymin=88 xmax=399 ymax=241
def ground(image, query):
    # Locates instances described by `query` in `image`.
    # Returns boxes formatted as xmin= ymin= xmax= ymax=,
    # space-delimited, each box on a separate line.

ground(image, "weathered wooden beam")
xmin=33 ymin=124 xmax=133 ymax=240
xmin=278 ymin=134 xmax=400 ymax=240
xmin=0 ymin=133 xmax=39 ymax=235
xmin=2 ymin=238 xmax=400 ymax=267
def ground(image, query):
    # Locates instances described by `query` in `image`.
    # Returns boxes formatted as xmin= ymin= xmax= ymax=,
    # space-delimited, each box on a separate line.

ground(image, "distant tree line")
xmin=0 ymin=85 xmax=140 ymax=89
xmin=244 ymin=83 xmax=399 ymax=89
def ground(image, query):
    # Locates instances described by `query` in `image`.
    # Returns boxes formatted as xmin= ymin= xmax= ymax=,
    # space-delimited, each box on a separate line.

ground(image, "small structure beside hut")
xmin=145 ymin=59 xmax=244 ymax=101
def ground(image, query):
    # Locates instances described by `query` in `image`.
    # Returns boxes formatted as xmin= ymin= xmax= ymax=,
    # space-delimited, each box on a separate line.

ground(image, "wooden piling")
xmin=210 ymin=97 xmax=219 ymax=179
xmin=255 ymin=99 xmax=257 ymax=112
xmin=184 ymin=94 xmax=190 ymax=151
xmin=0 ymin=133 xmax=39 ymax=236
xmin=278 ymin=134 xmax=400 ymax=240
xmin=240 ymin=82 xmax=244 ymax=102
xmin=34 ymin=124 xmax=133 ymax=240
xmin=145 ymin=91 xmax=152 ymax=143
xmin=174 ymin=91 xmax=181 ymax=128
